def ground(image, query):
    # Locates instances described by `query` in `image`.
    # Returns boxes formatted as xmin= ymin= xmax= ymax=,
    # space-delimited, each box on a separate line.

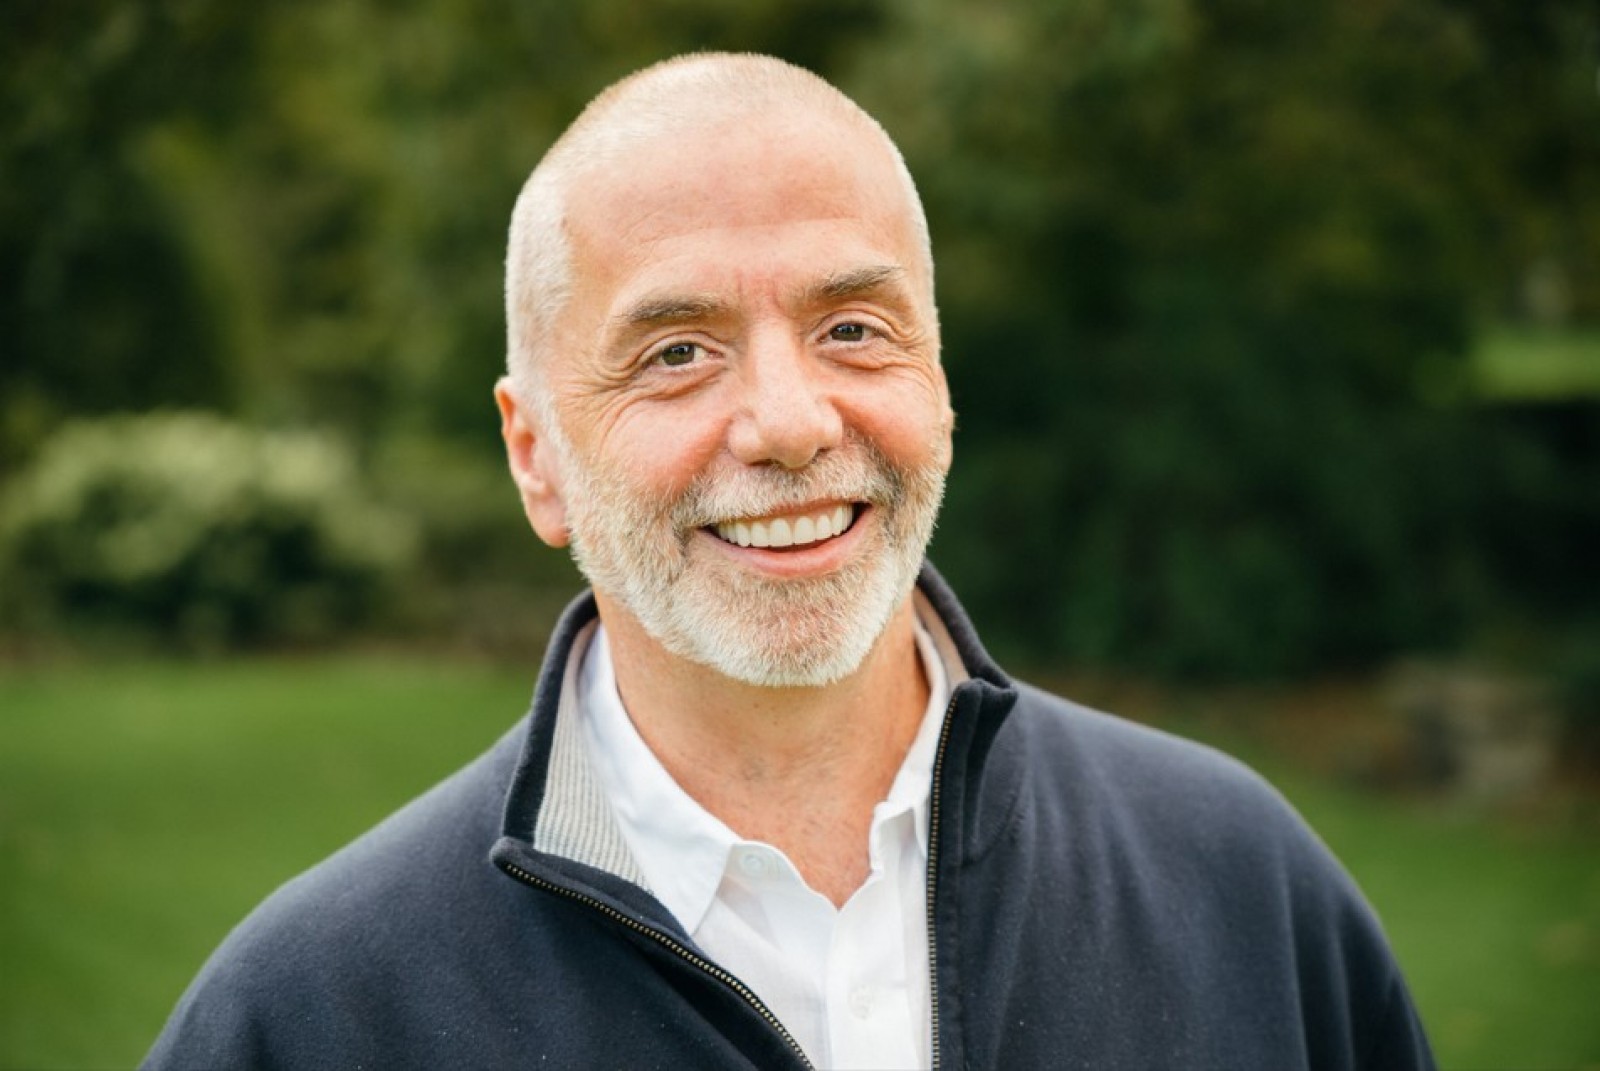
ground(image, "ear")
xmin=494 ymin=377 xmax=571 ymax=548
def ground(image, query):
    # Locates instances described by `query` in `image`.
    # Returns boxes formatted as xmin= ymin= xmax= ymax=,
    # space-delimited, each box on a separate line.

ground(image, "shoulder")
xmin=1006 ymin=681 xmax=1297 ymax=828
xmin=996 ymin=680 xmax=1375 ymax=914
xmin=976 ymin=682 xmax=1434 ymax=1066
xmin=261 ymin=717 xmax=525 ymax=927
xmin=143 ymin=722 xmax=527 ymax=1068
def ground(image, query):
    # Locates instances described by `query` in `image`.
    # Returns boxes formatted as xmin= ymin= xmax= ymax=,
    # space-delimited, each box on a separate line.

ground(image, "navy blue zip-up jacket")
xmin=144 ymin=565 xmax=1434 ymax=1069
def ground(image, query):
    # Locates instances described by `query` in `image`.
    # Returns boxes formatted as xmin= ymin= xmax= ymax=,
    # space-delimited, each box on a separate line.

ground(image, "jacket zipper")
xmin=502 ymin=684 xmax=966 ymax=1071
xmin=497 ymin=859 xmax=816 ymax=1071
xmin=924 ymin=691 xmax=960 ymax=1071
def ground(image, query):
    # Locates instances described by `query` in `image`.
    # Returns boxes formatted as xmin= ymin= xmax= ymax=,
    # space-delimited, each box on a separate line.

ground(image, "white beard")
xmin=548 ymin=424 xmax=946 ymax=688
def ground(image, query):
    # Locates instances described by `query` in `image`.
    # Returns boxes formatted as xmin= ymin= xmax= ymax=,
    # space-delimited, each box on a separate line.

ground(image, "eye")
xmin=652 ymin=341 xmax=703 ymax=368
xmin=828 ymin=322 xmax=871 ymax=343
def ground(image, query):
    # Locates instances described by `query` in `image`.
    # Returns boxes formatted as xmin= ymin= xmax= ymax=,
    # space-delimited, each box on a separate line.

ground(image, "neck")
xmin=597 ymin=593 xmax=930 ymax=905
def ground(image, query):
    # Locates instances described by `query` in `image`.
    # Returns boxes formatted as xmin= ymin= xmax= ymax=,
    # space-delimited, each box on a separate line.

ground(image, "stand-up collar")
xmin=497 ymin=561 xmax=1018 ymax=888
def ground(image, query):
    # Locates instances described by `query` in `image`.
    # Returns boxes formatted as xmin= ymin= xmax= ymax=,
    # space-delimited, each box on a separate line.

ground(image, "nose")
xmin=727 ymin=328 xmax=844 ymax=469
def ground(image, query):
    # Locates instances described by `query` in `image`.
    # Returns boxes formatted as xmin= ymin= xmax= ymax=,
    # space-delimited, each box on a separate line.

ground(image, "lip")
xmin=697 ymin=502 xmax=872 ymax=579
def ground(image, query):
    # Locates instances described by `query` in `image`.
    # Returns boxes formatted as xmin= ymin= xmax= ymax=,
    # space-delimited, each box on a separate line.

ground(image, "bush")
xmin=0 ymin=412 xmax=417 ymax=650
xmin=366 ymin=434 xmax=583 ymax=657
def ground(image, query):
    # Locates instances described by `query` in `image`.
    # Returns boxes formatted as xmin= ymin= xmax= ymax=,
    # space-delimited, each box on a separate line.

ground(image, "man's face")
xmin=529 ymin=109 xmax=953 ymax=687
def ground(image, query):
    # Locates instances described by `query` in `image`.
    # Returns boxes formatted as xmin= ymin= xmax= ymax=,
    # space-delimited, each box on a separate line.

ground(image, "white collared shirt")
xmin=579 ymin=616 xmax=951 ymax=1070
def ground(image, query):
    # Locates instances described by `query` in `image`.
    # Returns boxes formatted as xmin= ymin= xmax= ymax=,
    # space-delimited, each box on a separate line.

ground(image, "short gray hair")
xmin=502 ymin=52 xmax=933 ymax=408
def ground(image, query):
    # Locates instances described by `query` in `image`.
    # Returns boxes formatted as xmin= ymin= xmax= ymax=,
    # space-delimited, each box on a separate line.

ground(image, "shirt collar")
xmin=579 ymin=609 xmax=955 ymax=936
xmin=883 ymin=610 xmax=950 ymax=857
xmin=579 ymin=626 xmax=739 ymax=934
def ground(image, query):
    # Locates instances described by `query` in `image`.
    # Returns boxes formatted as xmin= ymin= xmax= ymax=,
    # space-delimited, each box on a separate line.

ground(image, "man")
xmin=146 ymin=53 xmax=1434 ymax=1070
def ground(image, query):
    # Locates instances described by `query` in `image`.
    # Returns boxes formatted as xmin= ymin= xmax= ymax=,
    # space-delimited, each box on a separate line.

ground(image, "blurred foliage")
xmin=0 ymin=413 xmax=415 ymax=650
xmin=1 ymin=0 xmax=1596 ymax=675
xmin=368 ymin=433 xmax=584 ymax=657
xmin=1475 ymin=328 xmax=1600 ymax=400
xmin=854 ymin=0 xmax=1600 ymax=674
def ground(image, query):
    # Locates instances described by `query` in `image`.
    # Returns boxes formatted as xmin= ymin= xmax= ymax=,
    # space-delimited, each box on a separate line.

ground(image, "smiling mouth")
xmin=710 ymin=503 xmax=858 ymax=549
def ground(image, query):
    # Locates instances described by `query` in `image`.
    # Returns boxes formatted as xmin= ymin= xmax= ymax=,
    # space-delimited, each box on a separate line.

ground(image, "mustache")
xmin=672 ymin=441 xmax=905 ymax=529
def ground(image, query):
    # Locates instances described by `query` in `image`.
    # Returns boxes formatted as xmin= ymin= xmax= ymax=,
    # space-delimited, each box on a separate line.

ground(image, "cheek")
xmin=842 ymin=372 xmax=953 ymax=470
xmin=589 ymin=399 xmax=731 ymax=496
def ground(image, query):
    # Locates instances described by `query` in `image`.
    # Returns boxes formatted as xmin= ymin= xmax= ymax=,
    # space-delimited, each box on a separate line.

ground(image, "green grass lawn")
xmin=3 ymin=657 xmax=1597 ymax=1069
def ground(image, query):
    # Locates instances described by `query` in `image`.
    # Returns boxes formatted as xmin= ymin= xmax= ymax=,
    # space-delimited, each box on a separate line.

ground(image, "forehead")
xmin=560 ymin=111 xmax=922 ymax=305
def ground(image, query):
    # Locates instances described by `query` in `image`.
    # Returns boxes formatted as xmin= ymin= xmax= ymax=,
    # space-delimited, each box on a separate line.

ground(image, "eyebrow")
xmin=611 ymin=294 xmax=732 ymax=331
xmin=608 ymin=263 xmax=911 ymax=335
xmin=803 ymin=264 xmax=907 ymax=305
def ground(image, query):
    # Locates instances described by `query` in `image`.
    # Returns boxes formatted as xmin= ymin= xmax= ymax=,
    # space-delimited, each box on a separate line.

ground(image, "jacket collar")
xmin=496 ymin=561 xmax=1018 ymax=886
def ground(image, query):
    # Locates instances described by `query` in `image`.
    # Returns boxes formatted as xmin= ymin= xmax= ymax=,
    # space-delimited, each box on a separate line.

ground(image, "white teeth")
xmin=713 ymin=505 xmax=856 ymax=549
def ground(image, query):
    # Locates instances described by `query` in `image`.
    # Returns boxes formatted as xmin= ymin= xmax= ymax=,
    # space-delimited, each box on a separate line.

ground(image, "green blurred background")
xmin=2 ymin=1 xmax=1597 ymax=1067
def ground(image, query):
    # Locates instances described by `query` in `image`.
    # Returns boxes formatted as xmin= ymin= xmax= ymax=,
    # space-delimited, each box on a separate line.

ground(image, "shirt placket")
xmin=825 ymin=811 xmax=920 ymax=1070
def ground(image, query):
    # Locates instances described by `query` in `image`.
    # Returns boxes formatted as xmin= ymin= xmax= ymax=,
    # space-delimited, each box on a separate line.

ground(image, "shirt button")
xmin=737 ymin=851 xmax=769 ymax=878
xmin=848 ymin=986 xmax=874 ymax=1019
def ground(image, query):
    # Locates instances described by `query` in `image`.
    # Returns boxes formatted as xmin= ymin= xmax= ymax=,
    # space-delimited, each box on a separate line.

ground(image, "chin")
xmin=633 ymin=545 xmax=920 ymax=689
